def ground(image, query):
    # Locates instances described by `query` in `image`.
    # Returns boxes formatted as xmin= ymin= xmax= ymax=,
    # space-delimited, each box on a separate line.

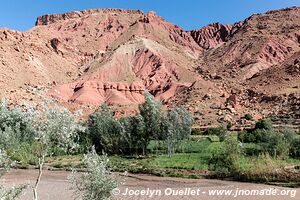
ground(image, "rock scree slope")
xmin=1 ymin=7 xmax=300 ymax=126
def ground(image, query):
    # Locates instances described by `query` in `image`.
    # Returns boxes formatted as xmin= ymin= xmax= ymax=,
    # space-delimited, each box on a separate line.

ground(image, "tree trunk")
xmin=33 ymin=154 xmax=45 ymax=200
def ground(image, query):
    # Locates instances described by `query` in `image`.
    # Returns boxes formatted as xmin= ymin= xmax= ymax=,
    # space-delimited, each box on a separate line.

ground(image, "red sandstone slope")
xmin=43 ymin=9 xmax=203 ymax=105
xmin=195 ymin=7 xmax=300 ymax=82
xmin=0 ymin=7 xmax=300 ymax=126
xmin=189 ymin=22 xmax=242 ymax=50
xmin=186 ymin=7 xmax=300 ymax=124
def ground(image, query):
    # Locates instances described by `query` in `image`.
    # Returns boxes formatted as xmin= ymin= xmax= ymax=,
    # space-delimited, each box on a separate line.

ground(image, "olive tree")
xmin=69 ymin=148 xmax=120 ymax=200
xmin=31 ymin=103 xmax=84 ymax=200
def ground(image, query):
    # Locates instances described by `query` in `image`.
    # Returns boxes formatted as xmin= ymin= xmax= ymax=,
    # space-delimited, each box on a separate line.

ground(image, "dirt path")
xmin=2 ymin=169 xmax=299 ymax=200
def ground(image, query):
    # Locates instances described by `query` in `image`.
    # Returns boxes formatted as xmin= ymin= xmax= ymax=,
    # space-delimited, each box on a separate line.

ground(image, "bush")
xmin=204 ymin=127 xmax=228 ymax=142
xmin=227 ymin=122 xmax=233 ymax=130
xmin=255 ymin=118 xmax=273 ymax=130
xmin=257 ymin=130 xmax=290 ymax=159
xmin=242 ymin=143 xmax=264 ymax=156
xmin=290 ymin=137 xmax=300 ymax=158
xmin=239 ymin=119 xmax=274 ymax=143
xmin=238 ymin=131 xmax=256 ymax=143
xmin=6 ymin=142 xmax=38 ymax=166
xmin=244 ymin=114 xmax=253 ymax=121
xmin=0 ymin=101 xmax=36 ymax=149
xmin=191 ymin=129 xmax=203 ymax=135
xmin=69 ymin=148 xmax=120 ymax=200
xmin=208 ymin=137 xmax=241 ymax=175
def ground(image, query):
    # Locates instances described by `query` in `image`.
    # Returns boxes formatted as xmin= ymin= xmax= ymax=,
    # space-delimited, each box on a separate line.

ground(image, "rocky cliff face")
xmin=189 ymin=23 xmax=242 ymax=49
xmin=35 ymin=9 xmax=144 ymax=26
xmin=1 ymin=7 xmax=300 ymax=126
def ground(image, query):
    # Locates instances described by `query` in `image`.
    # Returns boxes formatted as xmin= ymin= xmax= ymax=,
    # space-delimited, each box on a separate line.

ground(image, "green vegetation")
xmin=69 ymin=148 xmax=119 ymax=200
xmin=0 ymin=92 xmax=299 ymax=200
xmin=87 ymin=91 xmax=193 ymax=157
xmin=244 ymin=113 xmax=253 ymax=121
xmin=0 ymin=100 xmax=84 ymax=200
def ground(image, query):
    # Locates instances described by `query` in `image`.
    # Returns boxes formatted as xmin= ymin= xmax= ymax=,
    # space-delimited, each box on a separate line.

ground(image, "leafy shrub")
xmin=6 ymin=142 xmax=38 ymax=166
xmin=244 ymin=114 xmax=253 ymax=121
xmin=254 ymin=118 xmax=273 ymax=130
xmin=290 ymin=137 xmax=300 ymax=158
xmin=239 ymin=122 xmax=290 ymax=159
xmin=208 ymin=137 xmax=241 ymax=175
xmin=227 ymin=122 xmax=233 ymax=130
xmin=69 ymin=148 xmax=120 ymax=200
xmin=204 ymin=127 xmax=228 ymax=142
xmin=0 ymin=101 xmax=36 ymax=149
xmin=191 ymin=129 xmax=203 ymax=135
xmin=259 ymin=130 xmax=289 ymax=159
xmin=239 ymin=119 xmax=274 ymax=143
xmin=238 ymin=131 xmax=256 ymax=143
xmin=242 ymin=143 xmax=264 ymax=156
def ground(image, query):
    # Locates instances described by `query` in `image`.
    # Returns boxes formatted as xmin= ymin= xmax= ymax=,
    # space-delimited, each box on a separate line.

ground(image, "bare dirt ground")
xmin=2 ymin=169 xmax=299 ymax=200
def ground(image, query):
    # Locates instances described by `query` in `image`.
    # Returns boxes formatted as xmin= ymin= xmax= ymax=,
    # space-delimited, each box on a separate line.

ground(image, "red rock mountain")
xmin=1 ymin=7 xmax=300 ymax=127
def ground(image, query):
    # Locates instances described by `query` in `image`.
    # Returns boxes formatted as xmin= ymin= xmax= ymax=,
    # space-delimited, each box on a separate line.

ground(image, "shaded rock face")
xmin=189 ymin=23 xmax=242 ymax=49
xmin=1 ymin=7 xmax=300 ymax=126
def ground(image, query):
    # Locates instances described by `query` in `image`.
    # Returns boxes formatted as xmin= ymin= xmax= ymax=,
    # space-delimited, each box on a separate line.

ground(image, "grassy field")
xmin=42 ymin=137 xmax=300 ymax=185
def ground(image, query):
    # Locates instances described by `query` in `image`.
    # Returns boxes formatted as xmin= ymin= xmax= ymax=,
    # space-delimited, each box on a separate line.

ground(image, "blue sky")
xmin=1 ymin=0 xmax=300 ymax=31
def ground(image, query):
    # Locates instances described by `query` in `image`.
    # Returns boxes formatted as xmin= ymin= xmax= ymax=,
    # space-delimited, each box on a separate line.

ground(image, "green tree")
xmin=88 ymin=104 xmax=123 ymax=155
xmin=120 ymin=115 xmax=146 ymax=155
xmin=204 ymin=127 xmax=228 ymax=142
xmin=162 ymin=107 xmax=193 ymax=157
xmin=139 ymin=91 xmax=164 ymax=155
xmin=290 ymin=137 xmax=300 ymax=158
xmin=0 ymin=100 xmax=83 ymax=200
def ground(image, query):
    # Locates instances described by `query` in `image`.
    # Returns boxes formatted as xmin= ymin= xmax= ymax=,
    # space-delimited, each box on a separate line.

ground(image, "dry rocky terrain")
xmin=1 ymin=7 xmax=300 ymax=127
